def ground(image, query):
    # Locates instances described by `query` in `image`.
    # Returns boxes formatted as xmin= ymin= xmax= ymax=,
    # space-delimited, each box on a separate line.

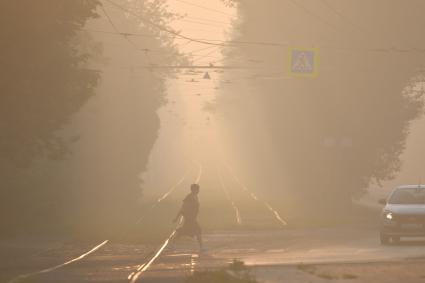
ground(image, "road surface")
xmin=3 ymin=163 xmax=425 ymax=283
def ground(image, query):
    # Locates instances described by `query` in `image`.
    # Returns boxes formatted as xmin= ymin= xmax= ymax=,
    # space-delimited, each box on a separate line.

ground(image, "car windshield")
xmin=388 ymin=188 xmax=425 ymax=204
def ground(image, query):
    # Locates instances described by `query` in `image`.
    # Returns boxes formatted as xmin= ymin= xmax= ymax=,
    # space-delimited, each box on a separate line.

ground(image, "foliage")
xmin=187 ymin=261 xmax=257 ymax=283
xmin=229 ymin=259 xmax=247 ymax=271
xmin=0 ymin=0 xmax=100 ymax=169
xmin=120 ymin=0 xmax=189 ymax=69
xmin=217 ymin=0 xmax=425 ymax=212
xmin=0 ymin=0 xmax=101 ymax=236
xmin=0 ymin=0 xmax=184 ymax=237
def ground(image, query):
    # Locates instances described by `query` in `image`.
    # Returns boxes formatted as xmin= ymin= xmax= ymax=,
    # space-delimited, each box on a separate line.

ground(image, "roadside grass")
xmin=297 ymin=263 xmax=358 ymax=280
xmin=317 ymin=273 xmax=338 ymax=280
xmin=186 ymin=260 xmax=258 ymax=283
xmin=186 ymin=270 xmax=257 ymax=283
xmin=296 ymin=263 xmax=317 ymax=273
xmin=342 ymin=273 xmax=358 ymax=279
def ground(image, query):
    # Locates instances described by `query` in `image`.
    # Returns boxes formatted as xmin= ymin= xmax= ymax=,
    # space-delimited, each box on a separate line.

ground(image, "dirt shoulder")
xmin=252 ymin=259 xmax=425 ymax=283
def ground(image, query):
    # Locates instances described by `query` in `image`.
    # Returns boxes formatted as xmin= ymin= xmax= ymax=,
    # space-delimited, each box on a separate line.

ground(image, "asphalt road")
xmin=3 ymin=163 xmax=425 ymax=283
xmin=5 ymin=227 xmax=425 ymax=283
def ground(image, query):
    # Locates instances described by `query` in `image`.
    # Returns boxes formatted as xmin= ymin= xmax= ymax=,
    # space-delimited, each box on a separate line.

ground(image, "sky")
xmin=141 ymin=0 xmax=237 ymax=192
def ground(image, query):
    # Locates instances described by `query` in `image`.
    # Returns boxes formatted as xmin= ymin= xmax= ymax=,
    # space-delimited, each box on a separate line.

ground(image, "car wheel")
xmin=380 ymin=233 xmax=390 ymax=245
xmin=391 ymin=236 xmax=400 ymax=244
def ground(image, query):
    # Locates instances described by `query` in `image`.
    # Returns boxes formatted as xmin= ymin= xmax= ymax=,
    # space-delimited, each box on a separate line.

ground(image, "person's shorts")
xmin=176 ymin=219 xmax=201 ymax=237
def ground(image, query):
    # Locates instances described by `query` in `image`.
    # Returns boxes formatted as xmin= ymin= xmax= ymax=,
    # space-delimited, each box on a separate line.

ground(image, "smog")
xmin=2 ymin=1 xmax=425 ymax=282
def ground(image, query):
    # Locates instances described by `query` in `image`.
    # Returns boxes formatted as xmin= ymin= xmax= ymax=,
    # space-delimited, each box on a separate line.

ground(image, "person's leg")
xmin=169 ymin=230 xmax=181 ymax=248
xmin=196 ymin=232 xmax=203 ymax=250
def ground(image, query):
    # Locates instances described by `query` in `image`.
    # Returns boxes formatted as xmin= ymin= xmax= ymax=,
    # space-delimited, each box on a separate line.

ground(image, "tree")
xmin=0 ymin=0 xmax=101 ymax=236
xmin=217 ymin=0 xmax=425 ymax=215
xmin=0 ymin=0 xmax=186 ymax=237
xmin=0 ymin=0 xmax=100 ymax=169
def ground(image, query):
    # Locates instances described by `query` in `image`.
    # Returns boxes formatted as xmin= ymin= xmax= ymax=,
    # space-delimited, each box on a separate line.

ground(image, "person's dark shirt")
xmin=181 ymin=193 xmax=199 ymax=221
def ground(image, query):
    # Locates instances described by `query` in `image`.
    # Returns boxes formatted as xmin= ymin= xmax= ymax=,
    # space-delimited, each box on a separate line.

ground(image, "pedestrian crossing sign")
xmin=289 ymin=48 xmax=318 ymax=77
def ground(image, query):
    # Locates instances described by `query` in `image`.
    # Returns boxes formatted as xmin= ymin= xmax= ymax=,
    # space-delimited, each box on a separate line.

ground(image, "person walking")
xmin=172 ymin=183 xmax=203 ymax=251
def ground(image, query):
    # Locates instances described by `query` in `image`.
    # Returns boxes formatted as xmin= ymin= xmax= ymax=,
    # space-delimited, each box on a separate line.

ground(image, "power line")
xmin=103 ymin=2 xmax=228 ymax=31
xmin=80 ymin=28 xmax=425 ymax=54
xmin=80 ymin=28 xmax=153 ymax=38
xmin=101 ymin=5 xmax=161 ymax=66
xmin=192 ymin=48 xmax=221 ymax=63
xmin=186 ymin=45 xmax=217 ymax=55
xmin=102 ymin=0 xmax=423 ymax=55
xmin=87 ymin=5 xmax=283 ymax=48
xmin=171 ymin=0 xmax=234 ymax=17
xmin=172 ymin=36 xmax=284 ymax=47
xmin=319 ymin=0 xmax=365 ymax=34
xmin=318 ymin=0 xmax=403 ymax=54
xmin=88 ymin=26 xmax=281 ymax=48
xmin=81 ymin=28 xmax=224 ymax=60
xmin=126 ymin=65 xmax=259 ymax=70
xmin=82 ymin=26 xmax=425 ymax=55
xmin=185 ymin=15 xmax=232 ymax=25
xmin=285 ymin=0 xmax=340 ymax=32
xmin=175 ymin=18 xmax=229 ymax=28
xmin=103 ymin=0 xmax=234 ymax=47
xmin=101 ymin=5 xmax=148 ymax=51
xmin=179 ymin=39 xmax=194 ymax=49
xmin=93 ymin=2 xmax=425 ymax=57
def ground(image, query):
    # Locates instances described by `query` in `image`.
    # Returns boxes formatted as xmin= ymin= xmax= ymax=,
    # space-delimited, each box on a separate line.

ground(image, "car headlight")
xmin=384 ymin=212 xmax=393 ymax=220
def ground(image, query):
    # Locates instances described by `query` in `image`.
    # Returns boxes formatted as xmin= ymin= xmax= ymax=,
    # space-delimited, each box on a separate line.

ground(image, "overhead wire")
xmin=317 ymin=0 xmax=410 ymax=55
xmin=175 ymin=18 xmax=229 ymax=28
xmin=95 ymin=0 xmax=425 ymax=75
xmin=83 ymin=27 xmax=223 ymax=61
xmin=82 ymin=25 xmax=425 ymax=57
xmin=184 ymin=15 xmax=232 ymax=25
xmin=82 ymin=25 xmax=281 ymax=48
xmin=100 ymin=9 xmax=215 ymax=65
xmin=186 ymin=45 xmax=218 ymax=55
xmin=101 ymin=5 xmax=144 ymax=51
xmin=80 ymin=28 xmax=153 ymax=38
xmin=101 ymin=4 xmax=156 ymax=65
xmin=171 ymin=0 xmax=234 ymax=17
xmin=178 ymin=39 xmax=195 ymax=49
xmin=82 ymin=27 xmax=277 ymax=48
xmin=79 ymin=27 xmax=225 ymax=66
xmin=285 ymin=0 xmax=341 ymax=32
xmin=103 ymin=2 xmax=229 ymax=30
xmin=319 ymin=0 xmax=365 ymax=34
xmin=292 ymin=0 xmax=423 ymax=55
xmin=103 ymin=0 xmax=235 ymax=47
xmin=102 ymin=0 xmax=425 ymax=54
xmin=191 ymin=48 xmax=222 ymax=63
xmin=101 ymin=0 xmax=415 ymax=56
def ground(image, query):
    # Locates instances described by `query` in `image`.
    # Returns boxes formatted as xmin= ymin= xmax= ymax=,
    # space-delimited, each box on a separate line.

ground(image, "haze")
xmin=2 ymin=1 xmax=425 ymax=283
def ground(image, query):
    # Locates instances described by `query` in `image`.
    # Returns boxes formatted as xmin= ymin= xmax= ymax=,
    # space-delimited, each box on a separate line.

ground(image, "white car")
xmin=379 ymin=185 xmax=425 ymax=245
